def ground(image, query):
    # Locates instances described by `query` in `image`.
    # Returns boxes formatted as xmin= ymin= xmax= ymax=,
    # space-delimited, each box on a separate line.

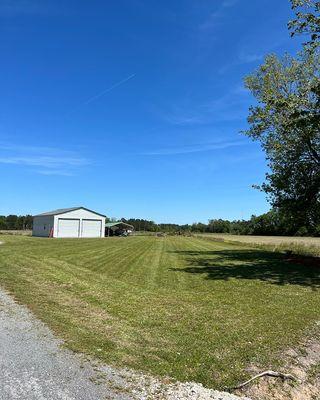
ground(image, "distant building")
xmin=105 ymin=221 xmax=134 ymax=236
xmin=32 ymin=207 xmax=105 ymax=238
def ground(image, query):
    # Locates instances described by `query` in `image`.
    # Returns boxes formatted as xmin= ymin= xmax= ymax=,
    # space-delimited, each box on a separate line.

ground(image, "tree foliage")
xmin=0 ymin=215 xmax=33 ymax=230
xmin=244 ymin=51 xmax=320 ymax=228
xmin=1 ymin=212 xmax=319 ymax=236
xmin=243 ymin=0 xmax=320 ymax=231
xmin=289 ymin=0 xmax=320 ymax=50
xmin=119 ymin=209 xmax=320 ymax=236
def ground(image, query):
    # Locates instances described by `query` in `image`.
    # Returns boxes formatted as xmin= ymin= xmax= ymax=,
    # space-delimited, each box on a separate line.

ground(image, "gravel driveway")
xmin=0 ymin=287 xmax=250 ymax=400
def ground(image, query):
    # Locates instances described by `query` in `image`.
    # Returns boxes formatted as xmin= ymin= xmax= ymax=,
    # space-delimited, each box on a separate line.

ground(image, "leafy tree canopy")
xmin=243 ymin=0 xmax=320 ymax=230
xmin=289 ymin=0 xmax=320 ymax=50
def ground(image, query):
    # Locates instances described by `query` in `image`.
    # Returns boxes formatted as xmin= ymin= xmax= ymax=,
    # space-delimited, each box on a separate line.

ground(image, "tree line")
xmin=121 ymin=208 xmax=319 ymax=236
xmin=1 ymin=208 xmax=319 ymax=236
xmin=0 ymin=215 xmax=33 ymax=230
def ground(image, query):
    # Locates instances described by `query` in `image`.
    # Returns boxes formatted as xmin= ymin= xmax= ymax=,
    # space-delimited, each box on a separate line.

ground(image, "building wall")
xmin=53 ymin=209 xmax=105 ymax=238
xmin=32 ymin=216 xmax=54 ymax=237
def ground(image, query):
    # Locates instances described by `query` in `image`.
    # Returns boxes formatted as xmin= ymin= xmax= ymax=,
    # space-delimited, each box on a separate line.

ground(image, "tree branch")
xmin=306 ymin=137 xmax=320 ymax=165
xmin=230 ymin=370 xmax=298 ymax=391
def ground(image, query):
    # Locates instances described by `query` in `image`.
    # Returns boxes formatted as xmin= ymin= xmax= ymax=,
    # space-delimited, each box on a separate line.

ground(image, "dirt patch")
xmin=235 ymin=328 xmax=320 ymax=400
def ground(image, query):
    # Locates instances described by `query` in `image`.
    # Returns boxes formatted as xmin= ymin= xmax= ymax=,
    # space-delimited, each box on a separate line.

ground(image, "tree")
xmin=208 ymin=219 xmax=230 ymax=233
xmin=243 ymin=0 xmax=320 ymax=233
xmin=5 ymin=215 xmax=18 ymax=230
xmin=0 ymin=216 xmax=7 ymax=230
xmin=244 ymin=52 xmax=320 ymax=230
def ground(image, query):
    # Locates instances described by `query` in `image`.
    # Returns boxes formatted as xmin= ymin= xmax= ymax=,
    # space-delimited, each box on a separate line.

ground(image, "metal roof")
xmin=34 ymin=207 xmax=106 ymax=218
xmin=106 ymin=221 xmax=134 ymax=229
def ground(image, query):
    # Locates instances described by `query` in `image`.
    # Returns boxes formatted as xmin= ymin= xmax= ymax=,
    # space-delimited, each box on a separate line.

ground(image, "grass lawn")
xmin=197 ymin=233 xmax=320 ymax=256
xmin=0 ymin=234 xmax=319 ymax=389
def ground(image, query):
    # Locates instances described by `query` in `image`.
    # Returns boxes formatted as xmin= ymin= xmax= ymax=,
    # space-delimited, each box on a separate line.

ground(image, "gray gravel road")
xmin=0 ymin=289 xmax=133 ymax=400
xmin=0 ymin=287 xmax=250 ymax=400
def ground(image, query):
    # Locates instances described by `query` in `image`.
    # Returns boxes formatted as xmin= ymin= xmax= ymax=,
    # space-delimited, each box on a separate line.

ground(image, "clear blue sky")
xmin=0 ymin=0 xmax=301 ymax=224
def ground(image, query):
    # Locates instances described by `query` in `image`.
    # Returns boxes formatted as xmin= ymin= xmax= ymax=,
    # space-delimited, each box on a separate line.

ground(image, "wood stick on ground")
xmin=231 ymin=370 xmax=297 ymax=390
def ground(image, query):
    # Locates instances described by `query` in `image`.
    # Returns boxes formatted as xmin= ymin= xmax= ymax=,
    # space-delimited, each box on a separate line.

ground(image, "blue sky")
xmin=0 ymin=0 xmax=301 ymax=224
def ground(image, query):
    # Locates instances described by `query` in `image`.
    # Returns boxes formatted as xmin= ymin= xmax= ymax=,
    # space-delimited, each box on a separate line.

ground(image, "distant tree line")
xmin=0 ymin=215 xmax=33 ymax=230
xmin=121 ymin=209 xmax=320 ymax=236
xmin=2 ymin=208 xmax=319 ymax=236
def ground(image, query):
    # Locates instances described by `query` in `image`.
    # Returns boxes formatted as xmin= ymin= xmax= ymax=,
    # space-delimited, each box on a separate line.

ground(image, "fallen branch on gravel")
xmin=231 ymin=370 xmax=298 ymax=390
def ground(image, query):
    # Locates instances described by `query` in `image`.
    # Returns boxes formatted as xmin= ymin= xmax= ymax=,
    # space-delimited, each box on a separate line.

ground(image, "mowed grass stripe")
xmin=86 ymin=238 xmax=154 ymax=274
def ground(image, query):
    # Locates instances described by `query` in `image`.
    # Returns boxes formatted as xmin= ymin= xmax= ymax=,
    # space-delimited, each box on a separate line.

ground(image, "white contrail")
xmin=83 ymin=73 xmax=136 ymax=105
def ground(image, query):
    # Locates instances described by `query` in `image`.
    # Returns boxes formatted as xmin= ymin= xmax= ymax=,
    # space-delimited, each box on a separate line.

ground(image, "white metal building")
xmin=32 ymin=207 xmax=106 ymax=238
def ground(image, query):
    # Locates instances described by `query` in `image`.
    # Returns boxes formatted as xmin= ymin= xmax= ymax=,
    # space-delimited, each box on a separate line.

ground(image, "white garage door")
xmin=81 ymin=219 xmax=102 ymax=238
xmin=57 ymin=218 xmax=80 ymax=238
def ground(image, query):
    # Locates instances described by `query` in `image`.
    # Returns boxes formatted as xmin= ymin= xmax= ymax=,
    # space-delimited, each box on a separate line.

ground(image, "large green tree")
xmin=243 ymin=0 xmax=320 ymax=232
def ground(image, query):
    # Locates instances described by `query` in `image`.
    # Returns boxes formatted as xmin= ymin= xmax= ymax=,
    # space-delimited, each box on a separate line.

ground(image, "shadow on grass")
xmin=170 ymin=249 xmax=320 ymax=288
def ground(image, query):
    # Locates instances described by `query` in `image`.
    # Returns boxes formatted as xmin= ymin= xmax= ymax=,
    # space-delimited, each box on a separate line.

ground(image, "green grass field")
xmin=196 ymin=233 xmax=320 ymax=256
xmin=0 ymin=234 xmax=319 ymax=389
